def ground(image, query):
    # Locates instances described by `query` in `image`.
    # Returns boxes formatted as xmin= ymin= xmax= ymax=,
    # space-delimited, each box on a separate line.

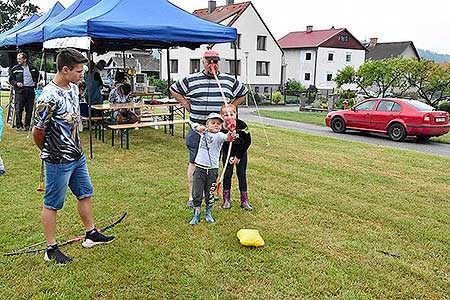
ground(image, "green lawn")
xmin=258 ymin=109 xmax=450 ymax=144
xmin=1 ymin=106 xmax=450 ymax=299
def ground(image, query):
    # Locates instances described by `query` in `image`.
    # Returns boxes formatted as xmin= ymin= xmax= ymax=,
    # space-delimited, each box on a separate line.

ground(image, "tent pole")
xmin=87 ymin=50 xmax=93 ymax=159
xmin=167 ymin=48 xmax=171 ymax=97
xmin=122 ymin=50 xmax=125 ymax=70
xmin=234 ymin=43 xmax=239 ymax=118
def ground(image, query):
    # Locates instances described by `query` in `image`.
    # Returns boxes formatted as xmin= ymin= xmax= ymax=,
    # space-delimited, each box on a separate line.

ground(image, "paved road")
xmin=238 ymin=105 xmax=450 ymax=157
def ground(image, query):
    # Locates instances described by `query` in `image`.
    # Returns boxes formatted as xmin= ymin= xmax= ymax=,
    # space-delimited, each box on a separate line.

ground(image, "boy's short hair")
xmin=56 ymin=48 xmax=88 ymax=71
xmin=120 ymin=83 xmax=131 ymax=95
xmin=17 ymin=52 xmax=28 ymax=60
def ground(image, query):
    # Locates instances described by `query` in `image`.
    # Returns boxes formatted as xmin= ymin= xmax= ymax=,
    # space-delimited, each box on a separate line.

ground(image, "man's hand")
xmin=194 ymin=124 xmax=206 ymax=133
xmin=16 ymin=82 xmax=23 ymax=88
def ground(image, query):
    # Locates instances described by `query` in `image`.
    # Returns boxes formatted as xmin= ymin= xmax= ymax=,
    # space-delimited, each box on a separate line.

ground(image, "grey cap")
xmin=206 ymin=112 xmax=224 ymax=123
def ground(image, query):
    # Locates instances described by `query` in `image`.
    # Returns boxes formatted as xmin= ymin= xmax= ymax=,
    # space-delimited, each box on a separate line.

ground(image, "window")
xmin=392 ymin=103 xmax=401 ymax=112
xmin=256 ymin=61 xmax=270 ymax=76
xmin=305 ymin=52 xmax=312 ymax=61
xmin=338 ymin=35 xmax=349 ymax=42
xmin=226 ymin=60 xmax=241 ymax=75
xmin=328 ymin=53 xmax=334 ymax=61
xmin=408 ymin=100 xmax=434 ymax=111
xmin=264 ymin=87 xmax=269 ymax=94
xmin=255 ymin=87 xmax=260 ymax=94
xmin=257 ymin=35 xmax=267 ymax=50
xmin=355 ymin=100 xmax=377 ymax=111
xmin=346 ymin=54 xmax=352 ymax=62
xmin=170 ymin=59 xmax=178 ymax=73
xmin=231 ymin=34 xmax=241 ymax=49
xmin=190 ymin=59 xmax=200 ymax=74
xmin=376 ymin=101 xmax=396 ymax=111
xmin=326 ymin=74 xmax=333 ymax=81
xmin=304 ymin=73 xmax=311 ymax=81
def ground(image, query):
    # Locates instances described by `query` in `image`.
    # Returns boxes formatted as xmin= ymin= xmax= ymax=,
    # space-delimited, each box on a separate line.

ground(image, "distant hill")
xmin=418 ymin=49 xmax=450 ymax=62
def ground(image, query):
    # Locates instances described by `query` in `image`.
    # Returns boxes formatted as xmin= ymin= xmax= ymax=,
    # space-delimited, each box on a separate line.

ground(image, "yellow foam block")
xmin=237 ymin=229 xmax=265 ymax=247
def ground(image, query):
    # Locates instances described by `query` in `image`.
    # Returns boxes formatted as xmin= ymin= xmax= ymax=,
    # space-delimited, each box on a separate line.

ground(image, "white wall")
xmin=401 ymin=45 xmax=418 ymax=59
xmin=161 ymin=4 xmax=283 ymax=90
xmin=284 ymin=47 xmax=365 ymax=90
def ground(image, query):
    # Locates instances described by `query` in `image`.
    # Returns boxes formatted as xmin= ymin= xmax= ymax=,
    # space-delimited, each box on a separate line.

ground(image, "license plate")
xmin=435 ymin=117 xmax=446 ymax=123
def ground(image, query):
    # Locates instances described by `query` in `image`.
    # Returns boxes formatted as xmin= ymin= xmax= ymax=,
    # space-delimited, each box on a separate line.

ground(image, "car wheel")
xmin=388 ymin=123 xmax=406 ymax=141
xmin=416 ymin=135 xmax=431 ymax=142
xmin=331 ymin=117 xmax=346 ymax=133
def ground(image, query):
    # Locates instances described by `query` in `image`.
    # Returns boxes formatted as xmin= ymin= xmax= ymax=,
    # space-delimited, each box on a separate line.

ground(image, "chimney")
xmin=208 ymin=0 xmax=216 ymax=14
xmin=306 ymin=25 xmax=313 ymax=33
xmin=226 ymin=0 xmax=234 ymax=5
xmin=369 ymin=37 xmax=378 ymax=46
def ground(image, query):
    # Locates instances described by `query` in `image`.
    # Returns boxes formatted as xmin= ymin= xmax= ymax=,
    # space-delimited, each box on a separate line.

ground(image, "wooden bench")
xmin=108 ymin=119 xmax=189 ymax=149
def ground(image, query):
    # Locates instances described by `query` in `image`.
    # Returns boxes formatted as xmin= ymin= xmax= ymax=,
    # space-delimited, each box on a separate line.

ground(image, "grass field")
xmin=1 ymin=105 xmax=450 ymax=299
xmin=258 ymin=109 xmax=450 ymax=144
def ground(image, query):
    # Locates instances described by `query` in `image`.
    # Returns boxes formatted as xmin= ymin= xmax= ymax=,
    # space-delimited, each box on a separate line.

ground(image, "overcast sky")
xmin=31 ymin=0 xmax=450 ymax=54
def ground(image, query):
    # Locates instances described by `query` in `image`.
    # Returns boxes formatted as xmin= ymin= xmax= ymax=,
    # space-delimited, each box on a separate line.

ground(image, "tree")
xmin=403 ymin=59 xmax=450 ymax=106
xmin=0 ymin=0 xmax=39 ymax=32
xmin=335 ymin=58 xmax=409 ymax=97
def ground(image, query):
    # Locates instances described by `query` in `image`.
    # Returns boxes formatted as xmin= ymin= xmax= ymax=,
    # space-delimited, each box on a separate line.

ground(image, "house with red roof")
xmin=279 ymin=26 xmax=366 ymax=90
xmin=161 ymin=0 xmax=284 ymax=97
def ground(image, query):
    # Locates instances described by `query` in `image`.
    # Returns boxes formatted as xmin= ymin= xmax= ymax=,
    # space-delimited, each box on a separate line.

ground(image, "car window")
xmin=355 ymin=100 xmax=377 ymax=111
xmin=392 ymin=103 xmax=401 ymax=112
xmin=376 ymin=101 xmax=395 ymax=111
xmin=408 ymin=100 xmax=434 ymax=111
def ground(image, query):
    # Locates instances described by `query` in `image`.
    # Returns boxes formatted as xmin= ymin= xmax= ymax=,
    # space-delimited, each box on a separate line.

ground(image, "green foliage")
xmin=335 ymin=97 xmax=355 ymax=109
xmin=148 ymin=77 xmax=175 ymax=96
xmin=339 ymin=90 xmax=356 ymax=99
xmin=0 ymin=0 xmax=39 ymax=32
xmin=271 ymin=91 xmax=282 ymax=104
xmin=438 ymin=101 xmax=450 ymax=113
xmin=286 ymin=79 xmax=306 ymax=93
xmin=32 ymin=58 xmax=56 ymax=73
xmin=403 ymin=59 xmax=450 ymax=106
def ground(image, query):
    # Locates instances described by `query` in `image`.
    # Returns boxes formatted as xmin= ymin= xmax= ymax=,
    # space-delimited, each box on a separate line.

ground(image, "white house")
xmin=161 ymin=0 xmax=284 ymax=96
xmin=278 ymin=26 xmax=366 ymax=90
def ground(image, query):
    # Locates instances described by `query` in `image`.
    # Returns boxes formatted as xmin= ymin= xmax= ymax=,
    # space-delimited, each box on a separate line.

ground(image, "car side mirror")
xmin=351 ymin=106 xmax=356 ymax=112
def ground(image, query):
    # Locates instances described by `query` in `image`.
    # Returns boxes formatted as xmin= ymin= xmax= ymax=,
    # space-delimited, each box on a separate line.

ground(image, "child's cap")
xmin=206 ymin=113 xmax=224 ymax=123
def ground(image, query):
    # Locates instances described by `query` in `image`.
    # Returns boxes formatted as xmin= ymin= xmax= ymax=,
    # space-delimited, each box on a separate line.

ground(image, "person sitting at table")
xmin=108 ymin=83 xmax=138 ymax=124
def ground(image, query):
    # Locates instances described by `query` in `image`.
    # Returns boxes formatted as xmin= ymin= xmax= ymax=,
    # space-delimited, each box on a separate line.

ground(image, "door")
xmin=345 ymin=100 xmax=378 ymax=129
xmin=370 ymin=100 xmax=401 ymax=131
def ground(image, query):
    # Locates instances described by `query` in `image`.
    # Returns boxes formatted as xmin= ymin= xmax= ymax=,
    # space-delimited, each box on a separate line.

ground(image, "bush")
xmin=336 ymin=98 xmax=355 ymax=109
xmin=272 ymin=91 xmax=282 ymax=104
xmin=287 ymin=79 xmax=306 ymax=93
xmin=148 ymin=77 xmax=175 ymax=96
xmin=339 ymin=90 xmax=356 ymax=99
xmin=438 ymin=101 xmax=450 ymax=113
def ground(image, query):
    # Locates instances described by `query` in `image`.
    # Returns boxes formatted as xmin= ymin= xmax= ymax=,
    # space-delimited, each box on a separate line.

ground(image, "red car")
xmin=325 ymin=98 xmax=450 ymax=141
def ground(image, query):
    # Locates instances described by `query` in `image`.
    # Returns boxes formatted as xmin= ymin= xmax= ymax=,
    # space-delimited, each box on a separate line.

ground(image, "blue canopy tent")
xmin=0 ymin=14 xmax=39 ymax=40
xmin=41 ymin=0 xmax=238 ymax=158
xmin=16 ymin=0 xmax=100 ymax=49
xmin=0 ymin=2 xmax=65 ymax=48
xmin=43 ymin=0 xmax=237 ymax=51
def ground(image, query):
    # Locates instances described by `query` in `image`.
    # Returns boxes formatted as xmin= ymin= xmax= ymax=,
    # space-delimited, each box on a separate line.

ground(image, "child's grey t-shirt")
xmin=194 ymin=131 xmax=228 ymax=169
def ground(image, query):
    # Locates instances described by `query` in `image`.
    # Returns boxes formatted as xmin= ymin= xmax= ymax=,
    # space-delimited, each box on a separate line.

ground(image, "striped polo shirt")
xmin=170 ymin=71 xmax=248 ymax=125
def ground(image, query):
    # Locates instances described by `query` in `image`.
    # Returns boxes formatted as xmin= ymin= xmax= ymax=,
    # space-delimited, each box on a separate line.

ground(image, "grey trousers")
xmin=192 ymin=166 xmax=218 ymax=208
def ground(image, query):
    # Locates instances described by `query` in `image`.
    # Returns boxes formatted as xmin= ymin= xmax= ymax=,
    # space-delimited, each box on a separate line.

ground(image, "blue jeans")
xmin=43 ymin=154 xmax=93 ymax=210
xmin=186 ymin=127 xmax=200 ymax=163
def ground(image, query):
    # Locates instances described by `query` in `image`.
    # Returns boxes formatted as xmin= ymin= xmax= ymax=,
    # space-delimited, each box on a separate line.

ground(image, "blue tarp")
xmin=43 ymin=0 xmax=237 ymax=50
xmin=0 ymin=2 xmax=65 ymax=48
xmin=0 ymin=14 xmax=39 ymax=40
xmin=16 ymin=0 xmax=100 ymax=46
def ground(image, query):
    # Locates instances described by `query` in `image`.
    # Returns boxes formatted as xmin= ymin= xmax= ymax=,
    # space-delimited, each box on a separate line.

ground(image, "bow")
xmin=4 ymin=212 xmax=127 ymax=257
xmin=208 ymin=63 xmax=234 ymax=197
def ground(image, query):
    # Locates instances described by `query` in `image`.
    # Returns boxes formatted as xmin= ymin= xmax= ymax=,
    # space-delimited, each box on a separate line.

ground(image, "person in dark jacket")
xmin=9 ymin=52 xmax=39 ymax=131
xmin=220 ymin=104 xmax=252 ymax=211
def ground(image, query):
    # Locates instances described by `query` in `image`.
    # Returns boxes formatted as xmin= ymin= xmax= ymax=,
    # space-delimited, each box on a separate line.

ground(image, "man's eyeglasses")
xmin=206 ymin=59 xmax=219 ymax=64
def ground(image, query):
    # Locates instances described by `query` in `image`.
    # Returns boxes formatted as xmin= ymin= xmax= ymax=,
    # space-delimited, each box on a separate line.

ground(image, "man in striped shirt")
xmin=170 ymin=50 xmax=248 ymax=208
